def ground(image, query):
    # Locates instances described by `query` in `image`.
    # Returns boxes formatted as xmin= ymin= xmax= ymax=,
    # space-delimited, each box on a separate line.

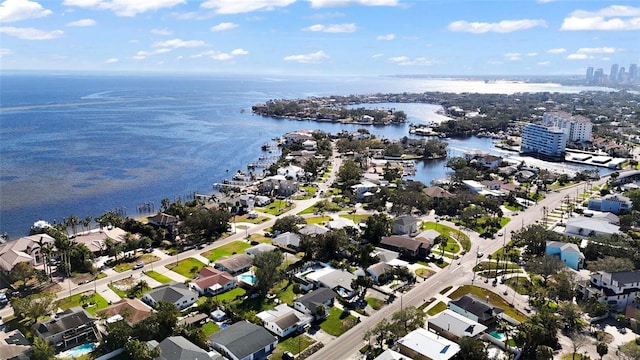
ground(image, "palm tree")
xmin=66 ymin=215 xmax=80 ymax=237
xmin=54 ymin=236 xmax=72 ymax=277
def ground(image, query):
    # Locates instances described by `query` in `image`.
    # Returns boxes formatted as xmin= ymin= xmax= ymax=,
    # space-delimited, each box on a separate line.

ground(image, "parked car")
xmin=0 ymin=292 xmax=8 ymax=306
xmin=132 ymin=262 xmax=144 ymax=270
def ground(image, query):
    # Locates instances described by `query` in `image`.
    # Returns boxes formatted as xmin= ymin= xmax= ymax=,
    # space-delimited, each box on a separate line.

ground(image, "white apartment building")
xmin=521 ymin=123 xmax=567 ymax=159
xmin=543 ymin=111 xmax=592 ymax=143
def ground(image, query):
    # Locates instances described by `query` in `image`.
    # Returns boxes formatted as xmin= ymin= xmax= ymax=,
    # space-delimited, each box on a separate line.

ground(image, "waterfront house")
xmin=190 ymin=267 xmax=236 ymax=296
xmin=583 ymin=271 xmax=640 ymax=312
xmin=545 ymin=241 xmax=584 ymax=270
xmin=97 ymin=298 xmax=154 ymax=326
xmin=277 ymin=165 xmax=305 ymax=180
xmin=142 ymin=283 xmax=198 ymax=310
xmin=427 ymin=309 xmax=487 ymax=341
xmin=214 ymin=254 xmax=253 ymax=275
xmin=293 ymin=288 xmax=337 ymax=319
xmin=448 ymin=295 xmax=503 ymax=326
xmin=271 ymin=232 xmax=301 ymax=252
xmin=282 ymin=130 xmax=314 ymax=146
xmin=148 ymin=335 xmax=223 ymax=360
xmin=34 ymin=307 xmax=100 ymax=352
xmin=209 ymin=321 xmax=278 ymax=360
xmin=423 ymin=186 xmax=454 ymax=199
xmin=397 ymin=327 xmax=460 ymax=360
xmin=147 ymin=212 xmax=180 ymax=228
xmin=72 ymin=227 xmax=127 ymax=254
xmin=393 ymin=215 xmax=420 ymax=235
xmin=259 ymin=177 xmax=299 ymax=197
xmin=564 ymin=216 xmax=620 ymax=237
xmin=0 ymin=234 xmax=55 ymax=272
xmin=256 ymin=304 xmax=313 ymax=337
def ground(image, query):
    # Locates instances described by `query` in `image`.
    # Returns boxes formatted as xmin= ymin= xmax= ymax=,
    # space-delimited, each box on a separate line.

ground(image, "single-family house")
xmin=259 ymin=177 xmax=299 ymax=197
xmin=588 ymin=194 xmax=632 ymax=214
xmin=393 ymin=215 xmax=420 ymax=235
xmin=149 ymin=335 xmax=223 ymax=360
xmin=293 ymin=288 xmax=337 ymax=319
xmin=190 ymin=267 xmax=236 ymax=296
xmin=584 ymin=271 xmax=640 ymax=312
xmin=282 ymin=130 xmax=314 ymax=146
xmin=72 ymin=227 xmax=128 ymax=254
xmin=245 ymin=244 xmax=277 ymax=258
xmin=366 ymin=262 xmax=392 ymax=284
xmin=298 ymin=224 xmax=329 ymax=236
xmin=423 ymin=186 xmax=454 ymax=199
xmin=515 ymin=170 xmax=536 ymax=183
xmin=477 ymin=154 xmax=503 ymax=169
xmin=34 ymin=308 xmax=100 ymax=351
xmin=351 ymin=181 xmax=379 ymax=201
xmin=380 ymin=236 xmax=432 ymax=259
xmin=545 ymin=241 xmax=585 ymax=270
xmin=237 ymin=195 xmax=256 ymax=212
xmin=564 ymin=216 xmax=620 ymax=237
xmin=306 ymin=267 xmax=357 ymax=299
xmin=271 ymin=232 xmax=301 ymax=252
xmin=462 ymin=180 xmax=486 ymax=193
xmin=327 ymin=217 xmax=356 ymax=230
xmin=302 ymin=139 xmax=317 ymax=150
xmin=147 ymin=213 xmax=180 ymax=228
xmin=214 ymin=254 xmax=253 ymax=275
xmin=448 ymin=295 xmax=503 ymax=326
xmin=257 ymin=304 xmax=312 ymax=337
xmin=373 ymin=349 xmax=406 ymax=360
xmin=142 ymin=283 xmax=198 ymax=310
xmin=0 ymin=329 xmax=31 ymax=360
xmin=397 ymin=327 xmax=460 ymax=360
xmin=277 ymin=165 xmax=305 ymax=180
xmin=427 ymin=309 xmax=487 ymax=341
xmin=209 ymin=321 xmax=278 ymax=360
xmin=0 ymin=234 xmax=55 ymax=272
xmin=97 ymin=298 xmax=154 ymax=325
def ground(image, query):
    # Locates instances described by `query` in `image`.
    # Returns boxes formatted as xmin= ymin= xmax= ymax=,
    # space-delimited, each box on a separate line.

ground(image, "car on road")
xmin=0 ymin=292 xmax=8 ymax=306
xmin=132 ymin=262 xmax=144 ymax=270
xmin=477 ymin=252 xmax=484 ymax=258
xmin=497 ymin=231 xmax=503 ymax=236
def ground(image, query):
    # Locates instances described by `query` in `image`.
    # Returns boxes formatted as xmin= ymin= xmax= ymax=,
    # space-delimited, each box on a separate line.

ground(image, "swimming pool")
xmin=238 ymin=273 xmax=258 ymax=285
xmin=489 ymin=330 xmax=507 ymax=341
xmin=57 ymin=343 xmax=97 ymax=358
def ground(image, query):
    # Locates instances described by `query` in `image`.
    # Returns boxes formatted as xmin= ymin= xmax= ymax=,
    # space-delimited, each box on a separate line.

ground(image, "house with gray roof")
xmin=366 ymin=262 xmax=392 ymax=284
xmin=34 ymin=307 xmax=100 ymax=351
xmin=585 ymin=270 xmax=640 ymax=312
xmin=546 ymin=241 xmax=584 ymax=270
xmin=393 ymin=215 xmax=420 ymax=235
xmin=209 ymin=321 xmax=278 ymax=360
xmin=256 ymin=304 xmax=312 ymax=337
xmin=148 ymin=336 xmax=223 ymax=360
xmin=271 ymin=232 xmax=301 ymax=252
xmin=448 ymin=295 xmax=503 ymax=326
xmin=294 ymin=287 xmax=337 ymax=319
xmin=142 ymin=283 xmax=198 ymax=310
xmin=244 ymin=243 xmax=277 ymax=258
xmin=0 ymin=329 xmax=31 ymax=360
xmin=214 ymin=254 xmax=253 ymax=275
xmin=306 ymin=267 xmax=357 ymax=299
xmin=379 ymin=235 xmax=432 ymax=259
xmin=298 ymin=224 xmax=329 ymax=236
xmin=564 ymin=216 xmax=620 ymax=237
xmin=427 ymin=309 xmax=487 ymax=340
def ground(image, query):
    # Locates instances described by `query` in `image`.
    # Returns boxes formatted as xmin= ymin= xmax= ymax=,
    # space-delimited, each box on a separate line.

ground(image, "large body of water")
xmin=0 ymin=74 xmax=614 ymax=238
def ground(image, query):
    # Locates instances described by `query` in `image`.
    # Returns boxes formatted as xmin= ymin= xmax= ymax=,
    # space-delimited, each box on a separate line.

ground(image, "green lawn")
xmin=339 ymin=214 xmax=370 ymax=223
xmin=113 ymin=254 xmax=160 ymax=273
xmin=366 ymin=297 xmax=384 ymax=310
xmin=277 ymin=334 xmax=315 ymax=355
xmin=201 ymin=241 xmax=251 ymax=262
xmin=272 ymin=280 xmax=297 ymax=306
xmin=435 ymin=237 xmax=460 ymax=253
xmin=422 ymin=222 xmax=471 ymax=252
xmin=165 ymin=257 xmax=206 ymax=278
xmin=108 ymin=284 xmax=128 ymax=299
xmin=145 ymin=271 xmax=173 ymax=284
xmin=427 ymin=301 xmax=447 ymax=316
xmin=320 ymin=307 xmax=359 ymax=336
xmin=305 ymin=216 xmax=331 ymax=224
xmin=256 ymin=200 xmax=294 ymax=216
xmin=449 ymin=285 xmax=528 ymax=322
xmin=216 ymin=287 xmax=246 ymax=302
xmin=201 ymin=321 xmax=221 ymax=336
xmin=57 ymin=291 xmax=109 ymax=316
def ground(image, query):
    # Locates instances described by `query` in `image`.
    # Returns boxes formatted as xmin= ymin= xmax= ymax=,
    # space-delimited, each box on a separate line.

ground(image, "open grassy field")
xmin=201 ymin=241 xmax=251 ymax=262
xmin=165 ymin=257 xmax=206 ymax=278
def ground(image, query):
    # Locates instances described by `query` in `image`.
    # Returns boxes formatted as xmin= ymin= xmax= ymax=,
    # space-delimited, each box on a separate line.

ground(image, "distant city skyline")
xmin=0 ymin=0 xmax=639 ymax=76
xmin=585 ymin=62 xmax=638 ymax=84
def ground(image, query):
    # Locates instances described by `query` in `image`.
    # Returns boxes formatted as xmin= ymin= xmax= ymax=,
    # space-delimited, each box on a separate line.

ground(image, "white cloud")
xmin=307 ymin=0 xmax=399 ymax=7
xmin=151 ymin=28 xmax=173 ymax=35
xmin=154 ymin=48 xmax=171 ymax=54
xmin=63 ymin=0 xmax=185 ymax=17
xmin=104 ymin=57 xmax=118 ymax=63
xmin=303 ymin=23 xmax=356 ymax=33
xmin=561 ymin=5 xmax=640 ymax=31
xmin=567 ymin=53 xmax=592 ymax=60
xmin=371 ymin=53 xmax=384 ymax=58
xmin=133 ymin=50 xmax=150 ymax=60
xmin=376 ymin=33 xmax=394 ymax=41
xmin=66 ymin=18 xmax=96 ymax=27
xmin=537 ymin=61 xmax=551 ymax=65
xmin=283 ymin=50 xmax=329 ymax=63
xmin=0 ymin=0 xmax=52 ymax=22
xmin=527 ymin=52 xmax=537 ymax=57
xmin=231 ymin=48 xmax=248 ymax=55
xmin=0 ymin=26 xmax=63 ymax=40
xmin=547 ymin=48 xmax=566 ymax=54
xmin=447 ymin=19 xmax=547 ymax=33
xmin=577 ymin=47 xmax=616 ymax=54
xmin=211 ymin=53 xmax=232 ymax=60
xmin=210 ymin=22 xmax=238 ymax=32
xmin=201 ymin=0 xmax=295 ymax=14
xmin=152 ymin=38 xmax=206 ymax=48
xmin=0 ymin=48 xmax=14 ymax=57
xmin=193 ymin=48 xmax=248 ymax=61
xmin=504 ymin=52 xmax=521 ymax=61
xmin=388 ymin=56 xmax=437 ymax=66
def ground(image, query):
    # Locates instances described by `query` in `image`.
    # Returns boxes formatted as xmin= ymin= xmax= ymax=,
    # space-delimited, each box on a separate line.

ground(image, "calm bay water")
xmin=0 ymin=73 xmax=613 ymax=238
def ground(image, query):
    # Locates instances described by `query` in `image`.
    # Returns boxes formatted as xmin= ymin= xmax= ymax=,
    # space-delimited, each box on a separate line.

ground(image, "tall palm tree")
xmin=66 ymin=215 xmax=80 ymax=237
xmin=54 ymin=236 xmax=72 ymax=277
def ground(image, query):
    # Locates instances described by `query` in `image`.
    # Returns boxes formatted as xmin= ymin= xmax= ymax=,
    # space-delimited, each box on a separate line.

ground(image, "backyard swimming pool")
xmin=238 ymin=273 xmax=258 ymax=286
xmin=489 ymin=330 xmax=507 ymax=341
xmin=57 ymin=343 xmax=96 ymax=358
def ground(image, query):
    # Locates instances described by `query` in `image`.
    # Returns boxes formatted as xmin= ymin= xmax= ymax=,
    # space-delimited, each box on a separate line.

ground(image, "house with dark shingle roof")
xmin=271 ymin=232 xmax=301 ymax=252
xmin=380 ymin=235 xmax=432 ymax=259
xmin=447 ymin=295 xmax=503 ymax=326
xmin=209 ymin=321 xmax=278 ymax=360
xmin=393 ymin=215 xmax=420 ymax=235
xmin=214 ymin=254 xmax=253 ymax=275
xmin=148 ymin=335 xmax=223 ymax=360
xmin=586 ymin=270 xmax=640 ymax=312
xmin=142 ymin=283 xmax=198 ymax=310
xmin=366 ymin=262 xmax=392 ymax=284
xmin=294 ymin=287 xmax=337 ymax=319
xmin=34 ymin=307 xmax=100 ymax=351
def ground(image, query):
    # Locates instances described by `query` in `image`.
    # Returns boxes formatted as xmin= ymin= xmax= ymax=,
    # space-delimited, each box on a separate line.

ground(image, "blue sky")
xmin=0 ymin=0 xmax=638 ymax=76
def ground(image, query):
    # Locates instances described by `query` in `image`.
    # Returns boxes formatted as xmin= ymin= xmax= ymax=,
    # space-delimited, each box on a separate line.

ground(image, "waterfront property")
xmin=33 ymin=307 xmax=100 ymax=352
xmin=0 ymin=233 xmax=55 ymax=272
xmin=520 ymin=123 xmax=566 ymax=160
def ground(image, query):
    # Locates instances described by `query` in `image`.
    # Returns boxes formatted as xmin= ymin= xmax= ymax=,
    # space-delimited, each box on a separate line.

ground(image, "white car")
xmin=497 ymin=231 xmax=503 ymax=236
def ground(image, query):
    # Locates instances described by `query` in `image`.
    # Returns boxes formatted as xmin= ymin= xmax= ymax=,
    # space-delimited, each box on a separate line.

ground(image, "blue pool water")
xmin=489 ymin=330 xmax=506 ymax=341
xmin=238 ymin=274 xmax=258 ymax=285
xmin=60 ymin=343 xmax=96 ymax=358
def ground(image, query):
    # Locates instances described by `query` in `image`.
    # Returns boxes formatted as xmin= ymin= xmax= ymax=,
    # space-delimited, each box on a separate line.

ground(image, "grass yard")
xmin=277 ymin=334 xmax=315 ymax=355
xmin=201 ymin=241 xmax=251 ymax=262
xmin=422 ymin=222 xmax=471 ymax=252
xmin=145 ymin=270 xmax=173 ymax=284
xmin=320 ymin=307 xmax=359 ymax=336
xmin=339 ymin=214 xmax=370 ymax=223
xmin=436 ymin=238 xmax=460 ymax=253
xmin=271 ymin=280 xmax=297 ymax=305
xmin=165 ymin=257 xmax=206 ymax=278
xmin=113 ymin=254 xmax=160 ymax=273
xmin=201 ymin=321 xmax=221 ymax=336
xmin=426 ymin=301 xmax=447 ymax=316
xmin=57 ymin=291 xmax=109 ymax=316
xmin=415 ymin=268 xmax=435 ymax=279
xmin=256 ymin=200 xmax=294 ymax=216
xmin=216 ymin=287 xmax=246 ymax=302
xmin=305 ymin=216 xmax=331 ymax=225
xmin=449 ymin=285 xmax=528 ymax=322
xmin=366 ymin=297 xmax=384 ymax=310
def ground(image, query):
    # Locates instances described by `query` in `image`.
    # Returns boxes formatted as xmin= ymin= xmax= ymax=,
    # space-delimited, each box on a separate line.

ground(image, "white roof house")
xmin=427 ymin=309 xmax=488 ymax=340
xmin=565 ymin=216 xmax=620 ymax=237
xmin=256 ymin=304 xmax=312 ymax=337
xmin=398 ymin=327 xmax=460 ymax=360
